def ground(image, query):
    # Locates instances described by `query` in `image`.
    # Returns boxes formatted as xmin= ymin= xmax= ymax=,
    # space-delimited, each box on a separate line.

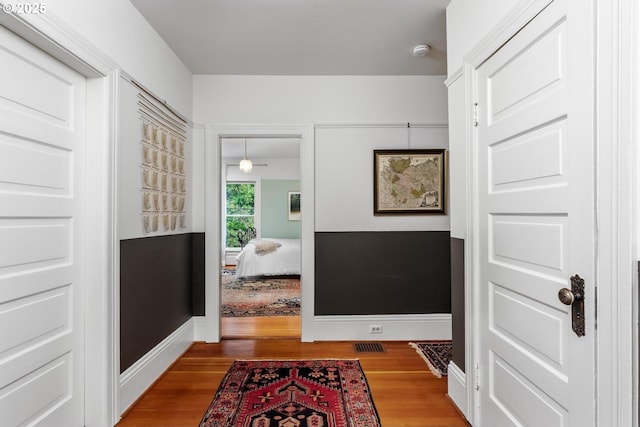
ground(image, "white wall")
xmin=446 ymin=76 xmax=467 ymax=239
xmin=47 ymin=0 xmax=192 ymax=117
xmin=46 ymin=0 xmax=195 ymax=239
xmin=315 ymin=126 xmax=449 ymax=232
xmin=47 ymin=0 xmax=195 ymax=238
xmin=446 ymin=0 xmax=521 ymax=75
xmin=193 ymin=75 xmax=447 ymax=124
xmin=193 ymin=75 xmax=449 ymax=232
xmin=192 ymin=125 xmax=206 ymax=232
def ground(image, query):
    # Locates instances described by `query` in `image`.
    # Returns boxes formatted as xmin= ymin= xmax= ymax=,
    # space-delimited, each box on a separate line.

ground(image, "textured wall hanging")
xmin=138 ymin=92 xmax=187 ymax=233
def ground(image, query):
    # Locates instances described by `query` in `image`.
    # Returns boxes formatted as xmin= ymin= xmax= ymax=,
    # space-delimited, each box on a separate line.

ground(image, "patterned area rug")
xmin=199 ymin=359 xmax=381 ymax=427
xmin=221 ymin=270 xmax=300 ymax=317
xmin=409 ymin=341 xmax=452 ymax=378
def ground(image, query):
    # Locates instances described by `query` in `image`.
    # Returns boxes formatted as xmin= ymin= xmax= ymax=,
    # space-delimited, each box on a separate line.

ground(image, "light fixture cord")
xmin=244 ymin=138 xmax=248 ymax=159
xmin=407 ymin=122 xmax=411 ymax=149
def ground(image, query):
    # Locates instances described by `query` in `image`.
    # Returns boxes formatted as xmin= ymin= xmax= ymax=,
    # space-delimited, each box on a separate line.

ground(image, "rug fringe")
xmin=409 ymin=342 xmax=443 ymax=378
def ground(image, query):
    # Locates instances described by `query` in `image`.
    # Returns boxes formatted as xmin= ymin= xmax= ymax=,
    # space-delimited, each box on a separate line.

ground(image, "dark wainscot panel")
xmin=120 ymin=233 xmax=205 ymax=373
xmin=315 ymin=231 xmax=451 ymax=315
xmin=450 ymin=237 xmax=465 ymax=371
xmin=191 ymin=233 xmax=206 ymax=316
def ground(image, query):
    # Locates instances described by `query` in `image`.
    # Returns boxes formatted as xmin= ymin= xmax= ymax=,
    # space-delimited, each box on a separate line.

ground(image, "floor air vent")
xmin=353 ymin=342 xmax=385 ymax=353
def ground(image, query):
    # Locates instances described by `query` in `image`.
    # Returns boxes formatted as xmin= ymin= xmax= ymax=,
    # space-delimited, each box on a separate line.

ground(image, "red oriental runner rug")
xmin=198 ymin=359 xmax=381 ymax=427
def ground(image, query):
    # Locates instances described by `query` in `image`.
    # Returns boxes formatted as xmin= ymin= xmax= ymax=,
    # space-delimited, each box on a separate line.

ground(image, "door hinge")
xmin=474 ymin=362 xmax=480 ymax=390
xmin=473 ymin=102 xmax=479 ymax=127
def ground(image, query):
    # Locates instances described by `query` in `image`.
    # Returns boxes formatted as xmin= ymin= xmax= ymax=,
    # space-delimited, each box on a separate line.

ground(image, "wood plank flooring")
xmin=117 ymin=320 xmax=470 ymax=427
xmin=221 ymin=315 xmax=301 ymax=339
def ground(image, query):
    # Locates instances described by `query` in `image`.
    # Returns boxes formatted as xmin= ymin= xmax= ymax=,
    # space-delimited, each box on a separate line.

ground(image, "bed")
xmin=235 ymin=238 xmax=301 ymax=279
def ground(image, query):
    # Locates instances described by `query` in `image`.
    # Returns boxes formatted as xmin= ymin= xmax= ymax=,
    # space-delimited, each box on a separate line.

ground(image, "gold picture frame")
xmin=373 ymin=149 xmax=446 ymax=215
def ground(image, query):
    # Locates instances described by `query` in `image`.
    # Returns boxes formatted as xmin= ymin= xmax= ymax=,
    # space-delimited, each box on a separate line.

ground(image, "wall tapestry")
xmin=138 ymin=93 xmax=187 ymax=233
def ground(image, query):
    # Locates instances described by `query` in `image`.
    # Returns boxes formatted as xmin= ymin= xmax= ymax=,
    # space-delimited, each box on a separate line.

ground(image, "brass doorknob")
xmin=558 ymin=288 xmax=575 ymax=305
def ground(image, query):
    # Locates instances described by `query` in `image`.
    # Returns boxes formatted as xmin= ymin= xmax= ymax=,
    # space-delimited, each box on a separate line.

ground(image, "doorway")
xmin=220 ymin=137 xmax=302 ymax=338
xmin=204 ymin=124 xmax=315 ymax=343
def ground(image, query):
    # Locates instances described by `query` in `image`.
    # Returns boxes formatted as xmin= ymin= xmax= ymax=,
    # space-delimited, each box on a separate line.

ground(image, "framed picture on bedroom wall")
xmin=288 ymin=191 xmax=301 ymax=221
xmin=373 ymin=149 xmax=446 ymax=215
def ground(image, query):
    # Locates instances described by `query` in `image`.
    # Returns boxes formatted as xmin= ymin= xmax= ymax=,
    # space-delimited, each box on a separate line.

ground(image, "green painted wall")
xmin=261 ymin=180 xmax=301 ymax=238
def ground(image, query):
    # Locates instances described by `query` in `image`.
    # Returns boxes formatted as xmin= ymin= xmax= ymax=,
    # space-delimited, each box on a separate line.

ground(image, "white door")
xmin=0 ymin=25 xmax=86 ymax=426
xmin=476 ymin=1 xmax=596 ymax=426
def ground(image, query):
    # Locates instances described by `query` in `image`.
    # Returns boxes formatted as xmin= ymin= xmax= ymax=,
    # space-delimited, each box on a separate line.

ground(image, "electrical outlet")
xmin=369 ymin=325 xmax=382 ymax=334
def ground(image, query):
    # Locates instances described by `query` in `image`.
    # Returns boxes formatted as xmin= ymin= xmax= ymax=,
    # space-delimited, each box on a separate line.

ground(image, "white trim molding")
xmin=119 ymin=319 xmax=194 ymax=416
xmin=0 ymin=6 xmax=116 ymax=76
xmin=314 ymin=122 xmax=447 ymax=129
xmin=312 ymin=314 xmax=451 ymax=341
xmin=447 ymin=362 xmax=468 ymax=420
xmin=594 ymin=0 xmax=637 ymax=425
xmin=444 ymin=67 xmax=464 ymax=88
xmin=193 ymin=316 xmax=207 ymax=341
xmin=205 ymin=124 xmax=315 ymax=343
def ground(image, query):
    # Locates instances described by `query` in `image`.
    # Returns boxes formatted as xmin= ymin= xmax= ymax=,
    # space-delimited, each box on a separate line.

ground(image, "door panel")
xmin=490 ymin=353 xmax=567 ymax=426
xmin=491 ymin=216 xmax=565 ymax=272
xmin=2 ymin=355 xmax=74 ymax=427
xmin=491 ymin=285 xmax=565 ymax=366
xmin=0 ymin=133 xmax=72 ymax=195
xmin=488 ymin=19 xmax=565 ymax=123
xmin=0 ymin=24 xmax=85 ymax=426
xmin=490 ymin=122 xmax=566 ymax=192
xmin=477 ymin=1 xmax=595 ymax=426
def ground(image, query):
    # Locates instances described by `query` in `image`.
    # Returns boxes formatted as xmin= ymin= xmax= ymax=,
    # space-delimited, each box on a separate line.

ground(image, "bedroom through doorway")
xmin=220 ymin=137 xmax=302 ymax=339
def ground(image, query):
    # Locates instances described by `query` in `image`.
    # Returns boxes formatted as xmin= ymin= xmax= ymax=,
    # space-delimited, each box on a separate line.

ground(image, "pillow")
xmin=250 ymin=239 xmax=281 ymax=255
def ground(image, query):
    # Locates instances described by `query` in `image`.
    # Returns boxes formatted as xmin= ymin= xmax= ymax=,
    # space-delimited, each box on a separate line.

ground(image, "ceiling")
xmin=130 ymin=0 xmax=448 ymax=75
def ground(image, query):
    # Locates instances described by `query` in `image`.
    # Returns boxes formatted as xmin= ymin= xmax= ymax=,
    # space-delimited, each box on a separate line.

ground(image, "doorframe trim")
xmin=593 ymin=0 xmax=637 ymax=425
xmin=0 ymin=10 xmax=120 ymax=427
xmin=204 ymin=124 xmax=315 ymax=342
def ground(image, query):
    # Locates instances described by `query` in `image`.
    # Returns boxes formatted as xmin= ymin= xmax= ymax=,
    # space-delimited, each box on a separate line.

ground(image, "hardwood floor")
xmin=117 ymin=324 xmax=470 ymax=427
xmin=222 ymin=315 xmax=301 ymax=338
xmin=220 ymin=267 xmax=302 ymax=339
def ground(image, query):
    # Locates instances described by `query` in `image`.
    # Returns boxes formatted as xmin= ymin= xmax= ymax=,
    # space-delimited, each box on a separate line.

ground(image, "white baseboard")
xmin=224 ymin=250 xmax=240 ymax=266
xmin=312 ymin=314 xmax=451 ymax=341
xmin=193 ymin=315 xmax=206 ymax=341
xmin=447 ymin=361 xmax=468 ymax=419
xmin=119 ymin=319 xmax=194 ymax=414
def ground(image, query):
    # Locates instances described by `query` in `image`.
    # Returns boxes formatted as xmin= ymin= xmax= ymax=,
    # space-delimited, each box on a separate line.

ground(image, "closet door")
xmin=475 ymin=1 xmax=596 ymax=426
xmin=0 ymin=25 xmax=86 ymax=425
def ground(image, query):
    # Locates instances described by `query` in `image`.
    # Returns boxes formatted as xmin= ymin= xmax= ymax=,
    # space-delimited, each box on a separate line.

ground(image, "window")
xmin=226 ymin=182 xmax=255 ymax=248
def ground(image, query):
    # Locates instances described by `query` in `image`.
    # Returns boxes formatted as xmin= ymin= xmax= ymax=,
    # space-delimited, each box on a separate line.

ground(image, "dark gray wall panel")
xmin=191 ymin=233 xmax=205 ymax=316
xmin=315 ymin=231 xmax=451 ymax=315
xmin=451 ymin=237 xmax=465 ymax=371
xmin=120 ymin=233 xmax=196 ymax=373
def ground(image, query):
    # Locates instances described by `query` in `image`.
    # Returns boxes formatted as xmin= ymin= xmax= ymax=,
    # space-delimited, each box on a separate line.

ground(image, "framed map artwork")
xmin=373 ymin=149 xmax=446 ymax=215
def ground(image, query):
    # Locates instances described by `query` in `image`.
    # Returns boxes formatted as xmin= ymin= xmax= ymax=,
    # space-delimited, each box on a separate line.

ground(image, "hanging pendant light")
xmin=239 ymin=139 xmax=253 ymax=173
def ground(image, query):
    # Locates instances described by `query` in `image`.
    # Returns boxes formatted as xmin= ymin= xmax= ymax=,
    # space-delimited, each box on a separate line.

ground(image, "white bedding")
xmin=235 ymin=238 xmax=301 ymax=278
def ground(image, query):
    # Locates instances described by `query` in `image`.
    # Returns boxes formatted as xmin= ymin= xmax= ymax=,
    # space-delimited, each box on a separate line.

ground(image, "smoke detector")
xmin=412 ymin=44 xmax=431 ymax=57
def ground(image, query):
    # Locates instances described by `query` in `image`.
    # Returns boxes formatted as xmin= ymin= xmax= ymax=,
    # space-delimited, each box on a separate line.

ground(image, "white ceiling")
xmin=130 ymin=0 xmax=449 ymax=75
